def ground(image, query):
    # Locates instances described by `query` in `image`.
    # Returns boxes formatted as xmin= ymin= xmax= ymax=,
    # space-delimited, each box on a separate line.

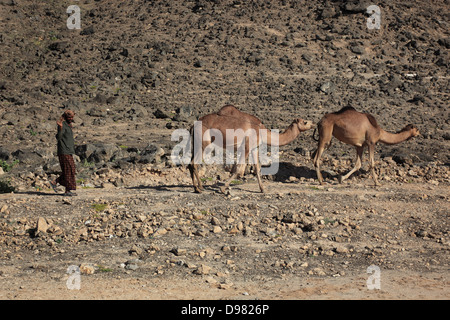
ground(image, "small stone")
xmin=171 ymin=247 xmax=187 ymax=256
xmin=243 ymin=226 xmax=253 ymax=236
xmin=36 ymin=217 xmax=48 ymax=234
xmin=350 ymin=45 xmax=365 ymax=54
xmin=320 ymin=81 xmax=335 ymax=94
xmin=153 ymin=228 xmax=167 ymax=237
xmin=185 ymin=262 xmax=197 ymax=269
xmin=79 ymin=263 xmax=96 ymax=274
xmin=194 ymin=228 xmax=208 ymax=237
xmin=210 ymin=217 xmax=220 ymax=225
xmin=101 ymin=182 xmax=115 ymax=189
xmin=228 ymin=226 xmax=239 ymax=234
xmin=192 ymin=212 xmax=203 ymax=220
xmin=193 ymin=264 xmax=211 ymax=275
xmin=311 ymin=267 xmax=326 ymax=276
xmin=219 ymin=282 xmax=233 ymax=290
xmin=194 ymin=60 xmax=204 ymax=68
xmin=205 ymin=276 xmax=218 ymax=284
xmin=125 ymin=263 xmax=139 ymax=271
xmin=302 ymin=53 xmax=314 ymax=63
xmin=334 ymin=245 xmax=349 ymax=254
xmin=129 ymin=244 xmax=144 ymax=256
xmin=125 ymin=259 xmax=142 ymax=270
xmin=47 ymin=225 xmax=63 ymax=236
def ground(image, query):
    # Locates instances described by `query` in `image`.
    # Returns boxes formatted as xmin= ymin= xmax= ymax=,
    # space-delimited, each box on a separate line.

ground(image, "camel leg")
xmin=367 ymin=143 xmax=380 ymax=186
xmin=313 ymin=123 xmax=333 ymax=185
xmin=339 ymin=146 xmax=363 ymax=183
xmin=188 ymin=162 xmax=203 ymax=193
xmin=220 ymin=167 xmax=241 ymax=193
xmin=189 ymin=136 xmax=209 ymax=193
xmin=187 ymin=163 xmax=196 ymax=191
xmin=188 ymin=127 xmax=203 ymax=193
xmin=193 ymin=164 xmax=204 ymax=192
xmin=313 ymin=138 xmax=331 ymax=185
xmin=220 ymin=156 xmax=246 ymax=192
xmin=220 ymin=139 xmax=249 ymax=193
xmin=313 ymin=146 xmax=325 ymax=185
xmin=251 ymin=147 xmax=264 ymax=193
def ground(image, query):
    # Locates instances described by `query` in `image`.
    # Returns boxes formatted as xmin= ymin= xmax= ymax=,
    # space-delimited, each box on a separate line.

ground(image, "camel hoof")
xmin=219 ymin=186 xmax=227 ymax=194
xmin=338 ymin=176 xmax=343 ymax=184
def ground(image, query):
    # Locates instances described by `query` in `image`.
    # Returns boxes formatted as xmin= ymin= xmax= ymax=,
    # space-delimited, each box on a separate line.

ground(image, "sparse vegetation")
xmin=82 ymin=159 xmax=95 ymax=168
xmin=0 ymin=160 xmax=19 ymax=173
xmin=0 ymin=179 xmax=15 ymax=193
xmin=91 ymin=203 xmax=108 ymax=212
xmin=0 ymin=0 xmax=447 ymax=300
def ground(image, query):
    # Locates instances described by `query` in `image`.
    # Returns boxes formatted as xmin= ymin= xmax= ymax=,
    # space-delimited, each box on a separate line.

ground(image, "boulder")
xmin=11 ymin=149 xmax=43 ymax=165
xmin=76 ymin=143 xmax=122 ymax=163
xmin=343 ymin=0 xmax=371 ymax=13
xmin=138 ymin=144 xmax=165 ymax=164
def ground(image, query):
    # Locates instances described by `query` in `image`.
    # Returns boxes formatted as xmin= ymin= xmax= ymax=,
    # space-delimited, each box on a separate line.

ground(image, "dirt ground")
xmin=0 ymin=0 xmax=449 ymax=301
xmin=0 ymin=165 xmax=449 ymax=300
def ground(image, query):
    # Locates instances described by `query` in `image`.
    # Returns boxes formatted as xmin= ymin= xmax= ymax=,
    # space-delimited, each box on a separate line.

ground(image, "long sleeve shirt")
xmin=56 ymin=121 xmax=75 ymax=155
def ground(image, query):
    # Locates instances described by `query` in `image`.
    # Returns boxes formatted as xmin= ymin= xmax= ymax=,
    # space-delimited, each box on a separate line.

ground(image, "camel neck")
xmin=264 ymin=123 xmax=299 ymax=146
xmin=379 ymin=129 xmax=413 ymax=145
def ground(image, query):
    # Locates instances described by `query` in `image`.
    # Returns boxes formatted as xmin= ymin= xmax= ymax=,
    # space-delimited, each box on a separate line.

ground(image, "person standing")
xmin=50 ymin=110 xmax=77 ymax=196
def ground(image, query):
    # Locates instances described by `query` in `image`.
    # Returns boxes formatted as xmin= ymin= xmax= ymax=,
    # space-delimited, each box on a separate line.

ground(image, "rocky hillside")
xmin=0 ymin=0 xmax=448 ymax=187
xmin=0 ymin=1 xmax=449 ymax=301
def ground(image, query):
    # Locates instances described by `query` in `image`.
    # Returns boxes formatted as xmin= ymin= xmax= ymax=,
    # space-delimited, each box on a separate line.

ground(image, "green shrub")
xmin=0 ymin=180 xmax=15 ymax=193
xmin=0 ymin=159 xmax=19 ymax=172
xmin=91 ymin=203 xmax=108 ymax=212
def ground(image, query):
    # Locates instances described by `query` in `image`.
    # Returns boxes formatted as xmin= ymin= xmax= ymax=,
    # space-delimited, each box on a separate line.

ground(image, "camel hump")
xmin=334 ymin=106 xmax=357 ymax=114
xmin=216 ymin=105 xmax=262 ymax=126
xmin=366 ymin=113 xmax=379 ymax=128
xmin=217 ymin=105 xmax=240 ymax=116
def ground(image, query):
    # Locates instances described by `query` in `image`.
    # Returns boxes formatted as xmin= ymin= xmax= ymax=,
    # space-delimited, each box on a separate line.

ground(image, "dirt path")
xmin=1 ymin=168 xmax=448 ymax=300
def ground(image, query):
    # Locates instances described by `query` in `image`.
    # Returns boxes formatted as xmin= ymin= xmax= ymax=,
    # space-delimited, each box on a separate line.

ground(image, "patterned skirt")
xmin=56 ymin=154 xmax=76 ymax=191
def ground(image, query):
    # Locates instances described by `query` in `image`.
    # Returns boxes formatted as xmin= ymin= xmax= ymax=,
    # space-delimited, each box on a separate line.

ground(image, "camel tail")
xmin=312 ymin=127 xmax=319 ymax=142
xmin=310 ymin=127 xmax=319 ymax=160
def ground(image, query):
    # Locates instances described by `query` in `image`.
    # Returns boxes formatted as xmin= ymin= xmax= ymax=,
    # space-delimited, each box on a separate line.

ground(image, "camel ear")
xmin=399 ymin=124 xmax=414 ymax=133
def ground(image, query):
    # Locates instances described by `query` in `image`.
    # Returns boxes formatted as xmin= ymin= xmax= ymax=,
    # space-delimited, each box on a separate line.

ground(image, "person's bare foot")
xmin=50 ymin=180 xmax=58 ymax=193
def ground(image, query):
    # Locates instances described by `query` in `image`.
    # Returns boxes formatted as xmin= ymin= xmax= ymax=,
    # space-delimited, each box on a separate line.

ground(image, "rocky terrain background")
xmin=0 ymin=0 xmax=448 ymax=300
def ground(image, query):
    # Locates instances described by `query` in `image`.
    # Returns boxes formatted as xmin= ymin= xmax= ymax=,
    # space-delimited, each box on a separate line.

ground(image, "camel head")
xmin=293 ymin=118 xmax=314 ymax=132
xmin=399 ymin=124 xmax=420 ymax=138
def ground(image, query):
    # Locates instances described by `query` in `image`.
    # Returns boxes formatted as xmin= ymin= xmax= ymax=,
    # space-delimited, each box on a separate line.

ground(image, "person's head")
xmin=63 ymin=110 xmax=75 ymax=123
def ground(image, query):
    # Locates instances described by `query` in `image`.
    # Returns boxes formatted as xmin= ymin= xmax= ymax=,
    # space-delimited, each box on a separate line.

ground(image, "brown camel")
xmin=188 ymin=105 xmax=313 ymax=193
xmin=312 ymin=106 xmax=420 ymax=186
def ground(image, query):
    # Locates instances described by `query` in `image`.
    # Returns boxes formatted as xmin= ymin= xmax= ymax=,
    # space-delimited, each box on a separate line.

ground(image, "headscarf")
xmin=60 ymin=110 xmax=75 ymax=127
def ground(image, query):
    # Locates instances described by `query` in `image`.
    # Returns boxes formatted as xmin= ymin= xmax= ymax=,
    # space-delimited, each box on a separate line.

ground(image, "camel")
xmin=188 ymin=105 xmax=313 ymax=193
xmin=312 ymin=106 xmax=420 ymax=186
